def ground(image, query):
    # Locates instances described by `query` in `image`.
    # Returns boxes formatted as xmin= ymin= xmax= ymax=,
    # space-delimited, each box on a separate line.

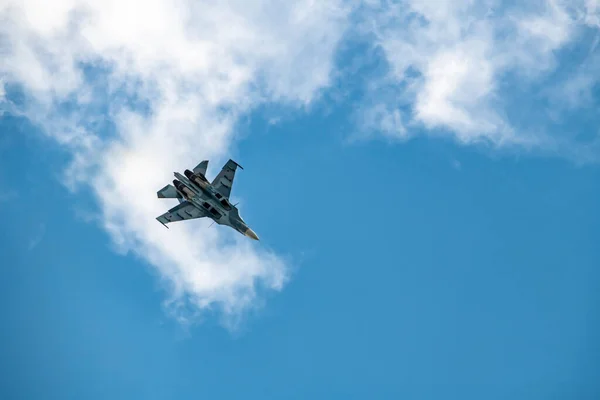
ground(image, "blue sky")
xmin=1 ymin=1 xmax=600 ymax=399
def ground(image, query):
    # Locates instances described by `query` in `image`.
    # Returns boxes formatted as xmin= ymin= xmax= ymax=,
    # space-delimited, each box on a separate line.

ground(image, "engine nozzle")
xmin=172 ymin=179 xmax=183 ymax=190
xmin=184 ymin=169 xmax=209 ymax=187
xmin=172 ymin=179 xmax=194 ymax=199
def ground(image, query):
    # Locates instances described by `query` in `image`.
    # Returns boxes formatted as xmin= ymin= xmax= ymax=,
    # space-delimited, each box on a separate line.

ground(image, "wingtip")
xmin=156 ymin=218 xmax=169 ymax=229
xmin=230 ymin=159 xmax=244 ymax=170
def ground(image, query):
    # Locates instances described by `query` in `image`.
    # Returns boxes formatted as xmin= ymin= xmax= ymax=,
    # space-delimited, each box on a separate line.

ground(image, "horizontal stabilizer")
xmin=157 ymin=184 xmax=181 ymax=199
xmin=193 ymin=160 xmax=209 ymax=176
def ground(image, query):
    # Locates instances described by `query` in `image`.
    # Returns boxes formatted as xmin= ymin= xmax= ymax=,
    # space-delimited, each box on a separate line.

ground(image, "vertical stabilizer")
xmin=193 ymin=160 xmax=209 ymax=176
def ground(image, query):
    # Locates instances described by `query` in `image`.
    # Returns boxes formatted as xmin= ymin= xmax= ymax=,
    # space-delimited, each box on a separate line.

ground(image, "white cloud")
xmin=359 ymin=0 xmax=598 ymax=152
xmin=414 ymin=38 xmax=502 ymax=140
xmin=548 ymin=51 xmax=600 ymax=110
xmin=0 ymin=0 xmax=349 ymax=326
xmin=582 ymin=0 xmax=600 ymax=27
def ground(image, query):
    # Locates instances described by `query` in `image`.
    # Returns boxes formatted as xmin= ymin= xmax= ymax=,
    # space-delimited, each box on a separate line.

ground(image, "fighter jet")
xmin=155 ymin=159 xmax=259 ymax=240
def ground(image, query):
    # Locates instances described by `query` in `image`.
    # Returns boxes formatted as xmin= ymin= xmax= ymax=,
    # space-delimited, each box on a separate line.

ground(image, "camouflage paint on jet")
xmin=156 ymin=159 xmax=259 ymax=240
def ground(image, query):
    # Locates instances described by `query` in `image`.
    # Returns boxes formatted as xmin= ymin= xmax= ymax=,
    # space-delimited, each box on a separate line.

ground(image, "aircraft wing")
xmin=211 ymin=159 xmax=243 ymax=199
xmin=156 ymin=201 xmax=207 ymax=227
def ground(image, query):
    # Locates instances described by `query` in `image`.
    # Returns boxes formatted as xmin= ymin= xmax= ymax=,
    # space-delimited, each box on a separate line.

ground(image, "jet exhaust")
xmin=184 ymin=169 xmax=209 ymax=188
xmin=173 ymin=179 xmax=194 ymax=199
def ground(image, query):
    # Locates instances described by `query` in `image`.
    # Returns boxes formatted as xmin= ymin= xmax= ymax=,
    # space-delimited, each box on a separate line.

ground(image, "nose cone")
xmin=244 ymin=227 xmax=259 ymax=241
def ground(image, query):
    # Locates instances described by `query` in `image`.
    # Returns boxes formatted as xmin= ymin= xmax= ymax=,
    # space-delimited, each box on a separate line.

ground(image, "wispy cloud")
xmin=0 ymin=0 xmax=350 ymax=327
xmin=0 ymin=77 xmax=5 ymax=101
xmin=356 ymin=0 xmax=600 ymax=158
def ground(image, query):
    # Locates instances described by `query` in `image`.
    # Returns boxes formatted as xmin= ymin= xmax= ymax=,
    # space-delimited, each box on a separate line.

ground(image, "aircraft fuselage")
xmin=171 ymin=172 xmax=257 ymax=239
xmin=156 ymin=159 xmax=259 ymax=240
xmin=172 ymin=173 xmax=227 ymax=216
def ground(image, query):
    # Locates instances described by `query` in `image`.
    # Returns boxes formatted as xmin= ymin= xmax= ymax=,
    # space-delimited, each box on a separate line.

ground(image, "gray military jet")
xmin=156 ymin=159 xmax=259 ymax=240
